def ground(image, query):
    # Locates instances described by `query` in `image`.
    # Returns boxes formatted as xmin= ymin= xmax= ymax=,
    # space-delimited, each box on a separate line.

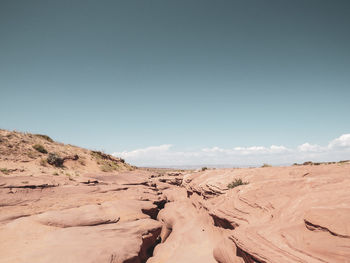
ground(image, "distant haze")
xmin=113 ymin=134 xmax=350 ymax=167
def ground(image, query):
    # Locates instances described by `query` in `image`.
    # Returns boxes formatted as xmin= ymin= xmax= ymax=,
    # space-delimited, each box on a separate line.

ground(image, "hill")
xmin=0 ymin=129 xmax=134 ymax=178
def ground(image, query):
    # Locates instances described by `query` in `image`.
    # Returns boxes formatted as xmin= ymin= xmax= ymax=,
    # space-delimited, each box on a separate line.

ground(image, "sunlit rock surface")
xmin=1 ymin=130 xmax=349 ymax=263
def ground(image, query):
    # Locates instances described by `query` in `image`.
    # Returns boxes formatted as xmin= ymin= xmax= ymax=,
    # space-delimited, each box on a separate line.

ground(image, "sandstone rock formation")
xmin=1 ymin=130 xmax=350 ymax=262
xmin=182 ymin=165 xmax=350 ymax=263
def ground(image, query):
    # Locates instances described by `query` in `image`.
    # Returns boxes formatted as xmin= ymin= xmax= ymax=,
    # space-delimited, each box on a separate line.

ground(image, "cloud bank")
xmin=113 ymin=134 xmax=350 ymax=167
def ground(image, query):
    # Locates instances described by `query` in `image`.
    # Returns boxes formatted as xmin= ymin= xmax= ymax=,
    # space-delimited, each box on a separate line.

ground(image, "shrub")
xmin=0 ymin=168 xmax=10 ymax=175
xmin=261 ymin=163 xmax=272 ymax=168
xmin=227 ymin=178 xmax=248 ymax=189
xmin=201 ymin=167 xmax=208 ymax=171
xmin=33 ymin=144 xmax=48 ymax=154
xmin=34 ymin=134 xmax=54 ymax=142
xmin=47 ymin=153 xmax=64 ymax=167
xmin=91 ymin=151 xmax=105 ymax=159
xmin=303 ymin=161 xmax=313 ymax=165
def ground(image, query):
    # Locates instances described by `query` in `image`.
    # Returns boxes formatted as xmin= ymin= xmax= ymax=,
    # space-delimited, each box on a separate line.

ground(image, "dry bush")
xmin=227 ymin=178 xmax=248 ymax=189
xmin=33 ymin=144 xmax=48 ymax=154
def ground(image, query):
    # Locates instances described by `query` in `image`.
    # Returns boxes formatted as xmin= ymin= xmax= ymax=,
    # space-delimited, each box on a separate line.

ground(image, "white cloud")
xmin=328 ymin=134 xmax=350 ymax=148
xmin=202 ymin=145 xmax=289 ymax=155
xmin=270 ymin=145 xmax=288 ymax=152
xmin=112 ymin=134 xmax=350 ymax=167
xmin=116 ymin=144 xmax=173 ymax=158
xmin=297 ymin=143 xmax=323 ymax=152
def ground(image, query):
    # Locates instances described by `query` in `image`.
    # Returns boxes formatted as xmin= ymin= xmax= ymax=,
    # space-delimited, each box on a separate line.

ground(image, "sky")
xmin=1 ymin=1 xmax=350 ymax=167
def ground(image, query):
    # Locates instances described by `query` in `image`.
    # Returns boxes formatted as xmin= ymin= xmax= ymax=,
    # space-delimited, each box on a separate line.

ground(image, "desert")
xmin=1 ymin=129 xmax=349 ymax=263
xmin=1 ymin=1 xmax=350 ymax=262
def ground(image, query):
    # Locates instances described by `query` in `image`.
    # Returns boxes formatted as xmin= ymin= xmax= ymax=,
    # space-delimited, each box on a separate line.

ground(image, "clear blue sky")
xmin=1 ymin=1 xmax=349 ymax=165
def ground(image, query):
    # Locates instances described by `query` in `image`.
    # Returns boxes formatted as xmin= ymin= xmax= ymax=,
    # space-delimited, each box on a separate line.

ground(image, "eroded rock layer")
xmin=1 ymin=142 xmax=350 ymax=263
xmin=182 ymin=165 xmax=350 ymax=263
xmin=0 ymin=171 xmax=165 ymax=263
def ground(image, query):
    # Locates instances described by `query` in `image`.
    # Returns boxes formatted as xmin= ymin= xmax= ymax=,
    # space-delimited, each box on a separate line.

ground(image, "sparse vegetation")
xmin=100 ymin=162 xmax=119 ymax=172
xmin=293 ymin=160 xmax=348 ymax=166
xmin=33 ymin=144 xmax=48 ymax=154
xmin=91 ymin=150 xmax=103 ymax=159
xmin=53 ymin=171 xmax=59 ymax=176
xmin=303 ymin=161 xmax=313 ymax=165
xmin=91 ymin=150 xmax=124 ymax=172
xmin=46 ymin=152 xmax=78 ymax=167
xmin=34 ymin=134 xmax=54 ymax=142
xmin=71 ymin=154 xmax=79 ymax=161
xmin=201 ymin=167 xmax=208 ymax=171
xmin=0 ymin=168 xmax=10 ymax=175
xmin=66 ymin=173 xmax=75 ymax=181
xmin=227 ymin=178 xmax=249 ymax=189
xmin=0 ymin=129 xmax=131 ymax=177
xmin=47 ymin=153 xmax=64 ymax=167
xmin=261 ymin=163 xmax=272 ymax=168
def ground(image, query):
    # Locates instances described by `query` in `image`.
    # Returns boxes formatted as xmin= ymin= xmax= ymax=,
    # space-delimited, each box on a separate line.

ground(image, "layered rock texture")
xmin=1 ymin=130 xmax=350 ymax=262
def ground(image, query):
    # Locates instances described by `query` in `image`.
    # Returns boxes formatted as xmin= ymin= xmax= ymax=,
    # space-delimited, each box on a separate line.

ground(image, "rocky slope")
xmin=1 ymin=129 xmax=350 ymax=262
xmin=0 ymin=129 xmax=133 ymax=178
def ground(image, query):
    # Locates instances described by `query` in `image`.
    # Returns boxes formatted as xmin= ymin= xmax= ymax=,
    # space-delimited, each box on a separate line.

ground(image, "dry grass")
xmin=33 ymin=144 xmax=48 ymax=154
xmin=0 ymin=168 xmax=10 ymax=175
xmin=91 ymin=151 xmax=125 ymax=172
xmin=34 ymin=134 xmax=54 ymax=142
xmin=0 ymin=129 xmax=133 ymax=177
xmin=227 ymin=178 xmax=249 ymax=189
